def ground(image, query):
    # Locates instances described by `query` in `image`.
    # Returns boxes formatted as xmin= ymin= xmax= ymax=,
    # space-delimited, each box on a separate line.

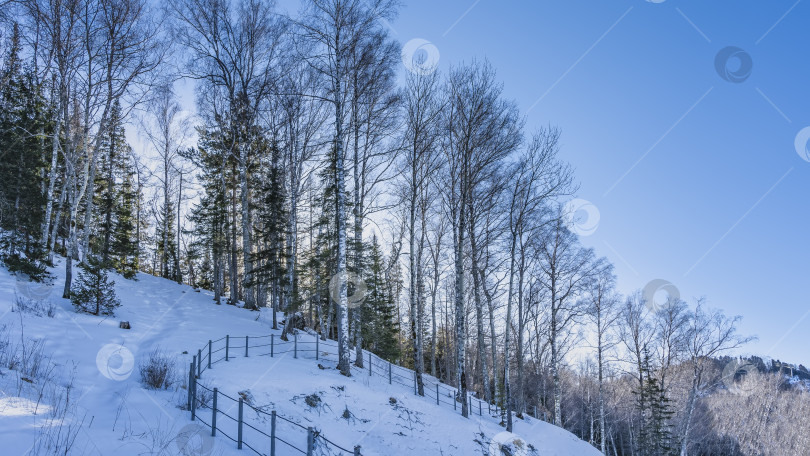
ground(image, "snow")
xmin=0 ymin=258 xmax=602 ymax=455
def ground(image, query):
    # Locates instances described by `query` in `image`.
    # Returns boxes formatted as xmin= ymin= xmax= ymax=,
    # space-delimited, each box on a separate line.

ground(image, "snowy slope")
xmin=0 ymin=259 xmax=602 ymax=456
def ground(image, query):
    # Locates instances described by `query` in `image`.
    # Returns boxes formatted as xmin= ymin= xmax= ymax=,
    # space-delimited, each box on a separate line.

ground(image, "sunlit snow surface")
xmin=0 ymin=258 xmax=602 ymax=455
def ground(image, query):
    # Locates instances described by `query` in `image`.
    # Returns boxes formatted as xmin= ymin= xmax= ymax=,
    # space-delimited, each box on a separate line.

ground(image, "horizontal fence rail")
xmin=185 ymin=328 xmax=533 ymax=454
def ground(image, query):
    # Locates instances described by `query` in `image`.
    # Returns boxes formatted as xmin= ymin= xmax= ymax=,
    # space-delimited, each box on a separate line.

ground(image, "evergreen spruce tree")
xmin=112 ymin=164 xmax=139 ymax=278
xmin=362 ymin=235 xmax=400 ymax=362
xmin=155 ymin=199 xmax=178 ymax=281
xmin=636 ymin=348 xmax=675 ymax=456
xmin=299 ymin=147 xmax=346 ymax=339
xmin=70 ymin=255 xmax=121 ymax=316
xmin=92 ymin=99 xmax=139 ymax=278
xmin=0 ymin=23 xmax=49 ymax=276
xmin=185 ymin=127 xmax=230 ymax=303
xmin=254 ymin=140 xmax=288 ymax=328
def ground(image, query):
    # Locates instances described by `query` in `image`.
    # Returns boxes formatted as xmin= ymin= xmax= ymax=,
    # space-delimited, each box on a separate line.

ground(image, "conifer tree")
xmin=92 ymin=99 xmax=139 ymax=278
xmin=70 ymin=255 xmax=121 ymax=316
xmin=112 ymin=163 xmax=140 ymax=278
xmin=185 ymin=128 xmax=231 ymax=303
xmin=636 ymin=348 xmax=675 ymax=456
xmin=0 ymin=23 xmax=49 ymax=275
xmin=362 ymin=235 xmax=400 ymax=362
xmin=254 ymin=140 xmax=288 ymax=327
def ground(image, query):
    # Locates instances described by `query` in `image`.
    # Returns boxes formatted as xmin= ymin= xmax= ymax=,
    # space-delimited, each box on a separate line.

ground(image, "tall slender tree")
xmin=295 ymin=0 xmax=398 ymax=376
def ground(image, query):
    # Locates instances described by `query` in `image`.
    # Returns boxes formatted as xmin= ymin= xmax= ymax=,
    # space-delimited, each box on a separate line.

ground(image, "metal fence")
xmin=185 ymin=330 xmax=512 ymax=455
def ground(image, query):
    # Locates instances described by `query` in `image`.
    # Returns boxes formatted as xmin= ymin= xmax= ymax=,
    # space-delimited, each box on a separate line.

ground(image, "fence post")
xmin=469 ymin=395 xmax=472 ymax=416
xmin=436 ymin=384 xmax=439 ymax=405
xmin=271 ymin=334 xmax=274 ymax=357
xmin=388 ymin=362 xmax=392 ymax=384
xmin=294 ymin=333 xmax=298 ymax=359
xmin=191 ymin=374 xmax=197 ymax=421
xmin=187 ymin=362 xmax=193 ymax=410
xmin=208 ymin=340 xmax=212 ymax=369
xmin=212 ymin=388 xmax=218 ymax=436
xmin=197 ymin=349 xmax=202 ymax=378
xmin=368 ymin=352 xmax=372 ymax=376
xmin=237 ymin=398 xmax=243 ymax=449
xmin=454 ymin=390 xmax=457 ymax=411
xmin=479 ymin=399 xmax=482 ymax=416
xmin=226 ymin=335 xmax=230 ymax=361
xmin=245 ymin=335 xmax=249 ymax=357
xmin=413 ymin=371 xmax=417 ymax=395
xmin=270 ymin=410 xmax=276 ymax=456
xmin=354 ymin=445 xmax=361 ymax=456
xmin=307 ymin=427 xmax=314 ymax=456
xmin=534 ymin=405 xmax=537 ymax=418
xmin=316 ymin=336 xmax=319 ymax=361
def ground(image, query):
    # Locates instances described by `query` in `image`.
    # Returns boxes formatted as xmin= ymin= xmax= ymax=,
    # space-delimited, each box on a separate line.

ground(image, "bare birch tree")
xmin=295 ymin=0 xmax=397 ymax=376
xmin=444 ymin=60 xmax=521 ymax=416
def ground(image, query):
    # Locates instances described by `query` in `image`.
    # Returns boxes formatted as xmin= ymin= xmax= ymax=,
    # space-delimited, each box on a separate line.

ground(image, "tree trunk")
xmin=469 ymin=233 xmax=489 ymax=404
xmin=42 ymin=106 xmax=62 ymax=252
xmin=333 ymin=58 xmax=351 ymax=376
xmin=240 ymin=142 xmax=256 ymax=310
xmin=453 ymin=188 xmax=468 ymax=417
xmin=504 ymin=236 xmax=517 ymax=431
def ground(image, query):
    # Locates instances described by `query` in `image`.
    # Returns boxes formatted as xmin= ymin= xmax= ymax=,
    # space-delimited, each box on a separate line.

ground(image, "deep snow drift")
xmin=0 ymin=259 xmax=602 ymax=456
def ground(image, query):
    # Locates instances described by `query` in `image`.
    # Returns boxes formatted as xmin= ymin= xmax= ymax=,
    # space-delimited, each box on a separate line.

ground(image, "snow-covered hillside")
xmin=0 ymin=259 xmax=601 ymax=456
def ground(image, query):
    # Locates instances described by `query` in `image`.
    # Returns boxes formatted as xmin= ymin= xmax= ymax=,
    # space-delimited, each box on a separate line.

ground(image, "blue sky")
xmin=387 ymin=0 xmax=810 ymax=364
xmin=165 ymin=0 xmax=809 ymax=364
